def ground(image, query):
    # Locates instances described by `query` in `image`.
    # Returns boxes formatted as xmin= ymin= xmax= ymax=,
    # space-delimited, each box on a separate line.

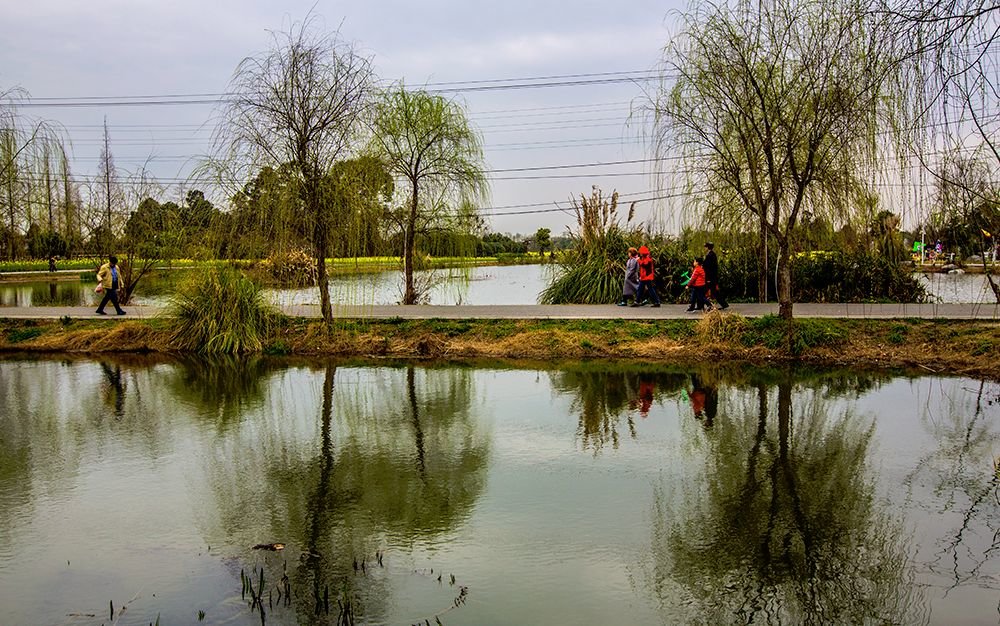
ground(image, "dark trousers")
xmin=707 ymin=281 xmax=728 ymax=308
xmin=97 ymin=288 xmax=124 ymax=314
xmin=637 ymin=280 xmax=660 ymax=305
xmin=689 ymin=286 xmax=709 ymax=310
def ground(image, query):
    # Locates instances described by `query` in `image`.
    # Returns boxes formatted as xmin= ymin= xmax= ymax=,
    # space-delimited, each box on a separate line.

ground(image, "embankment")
xmin=1 ymin=314 xmax=998 ymax=379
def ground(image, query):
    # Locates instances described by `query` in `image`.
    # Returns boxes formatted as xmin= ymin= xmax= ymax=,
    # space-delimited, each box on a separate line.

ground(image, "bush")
xmin=255 ymin=249 xmax=317 ymax=287
xmin=723 ymin=249 xmax=928 ymax=303
xmin=168 ymin=266 xmax=279 ymax=354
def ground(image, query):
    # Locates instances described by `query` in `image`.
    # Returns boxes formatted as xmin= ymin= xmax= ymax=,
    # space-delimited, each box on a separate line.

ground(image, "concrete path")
xmin=1 ymin=302 xmax=998 ymax=320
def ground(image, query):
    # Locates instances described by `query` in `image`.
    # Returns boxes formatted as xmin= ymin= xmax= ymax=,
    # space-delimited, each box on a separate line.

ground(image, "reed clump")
xmin=541 ymin=187 xmax=644 ymax=304
xmin=696 ymin=310 xmax=748 ymax=342
xmin=168 ymin=266 xmax=279 ymax=354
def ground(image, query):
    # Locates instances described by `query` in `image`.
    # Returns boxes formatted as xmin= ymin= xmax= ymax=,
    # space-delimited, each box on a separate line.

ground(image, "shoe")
xmin=685 ymin=307 xmax=695 ymax=312
xmin=116 ymin=310 xmax=127 ymax=315
xmin=720 ymin=305 xmax=729 ymax=310
xmin=630 ymin=303 xmax=640 ymax=308
xmin=617 ymin=301 xmax=628 ymax=307
xmin=652 ymin=303 xmax=660 ymax=308
xmin=95 ymin=310 xmax=106 ymax=315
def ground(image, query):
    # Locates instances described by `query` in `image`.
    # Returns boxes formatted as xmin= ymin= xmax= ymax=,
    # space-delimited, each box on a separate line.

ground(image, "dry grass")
xmin=2 ymin=317 xmax=999 ymax=380
xmin=696 ymin=310 xmax=749 ymax=343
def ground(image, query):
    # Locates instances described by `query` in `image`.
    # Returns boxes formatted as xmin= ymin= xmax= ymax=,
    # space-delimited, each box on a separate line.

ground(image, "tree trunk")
xmin=308 ymin=178 xmax=332 ymax=323
xmin=758 ymin=213 xmax=768 ymax=303
xmin=980 ymin=237 xmax=1000 ymax=303
xmin=315 ymin=223 xmax=332 ymax=323
xmin=403 ymin=181 xmax=418 ymax=305
xmin=6 ymin=186 xmax=15 ymax=261
xmin=777 ymin=241 xmax=793 ymax=320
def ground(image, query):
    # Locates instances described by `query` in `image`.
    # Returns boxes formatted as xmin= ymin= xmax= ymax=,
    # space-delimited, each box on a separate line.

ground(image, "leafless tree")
xmin=208 ymin=16 xmax=376 ymax=322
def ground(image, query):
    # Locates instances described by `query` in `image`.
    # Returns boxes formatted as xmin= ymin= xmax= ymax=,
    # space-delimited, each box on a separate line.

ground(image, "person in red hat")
xmin=631 ymin=245 xmax=660 ymax=307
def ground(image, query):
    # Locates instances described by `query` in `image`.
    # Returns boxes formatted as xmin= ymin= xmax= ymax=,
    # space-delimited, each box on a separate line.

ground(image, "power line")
xmin=18 ymin=71 xmax=665 ymax=108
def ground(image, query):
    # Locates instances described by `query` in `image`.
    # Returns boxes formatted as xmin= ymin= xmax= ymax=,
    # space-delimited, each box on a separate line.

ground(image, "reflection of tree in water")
xmin=648 ymin=372 xmax=927 ymax=625
xmin=99 ymin=362 xmax=126 ymax=419
xmin=200 ymin=362 xmax=489 ymax=623
xmin=0 ymin=355 xmax=166 ymax=552
xmin=903 ymin=378 xmax=1000 ymax=591
xmin=550 ymin=367 xmax=688 ymax=453
xmin=163 ymin=355 xmax=275 ymax=428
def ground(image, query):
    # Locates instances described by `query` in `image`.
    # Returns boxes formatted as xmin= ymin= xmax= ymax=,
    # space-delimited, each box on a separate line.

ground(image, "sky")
xmin=0 ymin=0 xmax=690 ymax=236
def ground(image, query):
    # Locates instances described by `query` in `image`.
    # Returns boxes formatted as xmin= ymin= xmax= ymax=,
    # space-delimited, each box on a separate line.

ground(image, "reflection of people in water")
xmin=628 ymin=378 xmax=657 ymax=417
xmin=638 ymin=379 xmax=655 ymax=417
xmin=690 ymin=374 xmax=718 ymax=428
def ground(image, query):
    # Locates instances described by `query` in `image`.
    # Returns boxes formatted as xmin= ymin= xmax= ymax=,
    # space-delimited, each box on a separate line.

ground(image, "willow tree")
xmin=369 ymin=86 xmax=488 ymax=305
xmin=887 ymin=0 xmax=1000 ymax=301
xmin=0 ymin=87 xmax=62 ymax=260
xmin=211 ymin=17 xmax=375 ymax=322
xmin=652 ymin=0 xmax=903 ymax=319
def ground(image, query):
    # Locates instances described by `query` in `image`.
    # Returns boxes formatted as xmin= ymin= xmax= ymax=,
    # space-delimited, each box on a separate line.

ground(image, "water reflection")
xmin=648 ymin=372 xmax=929 ymax=624
xmin=198 ymin=363 xmax=490 ymax=623
xmin=2 ymin=357 xmax=999 ymax=624
xmin=164 ymin=355 xmax=277 ymax=427
xmin=903 ymin=378 xmax=1000 ymax=591
xmin=549 ymin=366 xmax=688 ymax=453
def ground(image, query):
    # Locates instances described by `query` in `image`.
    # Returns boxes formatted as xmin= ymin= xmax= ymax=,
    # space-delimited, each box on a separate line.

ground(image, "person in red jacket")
xmin=685 ymin=257 xmax=710 ymax=312
xmin=631 ymin=245 xmax=661 ymax=307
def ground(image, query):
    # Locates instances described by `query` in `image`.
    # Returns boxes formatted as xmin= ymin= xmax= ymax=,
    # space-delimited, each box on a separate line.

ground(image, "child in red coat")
xmin=685 ymin=258 xmax=710 ymax=312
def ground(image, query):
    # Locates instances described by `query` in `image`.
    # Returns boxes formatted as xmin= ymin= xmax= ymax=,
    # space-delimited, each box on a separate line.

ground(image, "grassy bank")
xmin=1 ymin=314 xmax=997 ymax=379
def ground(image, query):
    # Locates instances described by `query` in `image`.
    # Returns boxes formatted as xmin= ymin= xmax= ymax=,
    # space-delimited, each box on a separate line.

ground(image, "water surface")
xmin=0 ymin=357 xmax=998 ymax=624
xmin=1 ymin=264 xmax=993 ymax=307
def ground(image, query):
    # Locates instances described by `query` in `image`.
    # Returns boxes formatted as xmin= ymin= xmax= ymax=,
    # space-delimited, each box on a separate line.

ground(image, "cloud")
xmin=383 ymin=26 xmax=665 ymax=81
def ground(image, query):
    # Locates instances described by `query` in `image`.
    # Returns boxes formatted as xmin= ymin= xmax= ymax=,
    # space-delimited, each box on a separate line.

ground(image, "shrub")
xmin=255 ymin=249 xmax=317 ymax=287
xmin=168 ymin=266 xmax=279 ymax=354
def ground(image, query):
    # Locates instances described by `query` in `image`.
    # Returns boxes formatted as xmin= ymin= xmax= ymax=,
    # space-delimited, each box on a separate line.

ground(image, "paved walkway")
xmin=1 ymin=303 xmax=998 ymax=320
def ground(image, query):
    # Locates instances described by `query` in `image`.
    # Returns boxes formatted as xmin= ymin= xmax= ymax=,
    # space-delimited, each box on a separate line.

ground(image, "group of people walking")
xmin=618 ymin=242 xmax=729 ymax=311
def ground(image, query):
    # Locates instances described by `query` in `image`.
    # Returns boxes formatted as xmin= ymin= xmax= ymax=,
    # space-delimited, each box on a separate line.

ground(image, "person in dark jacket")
xmin=632 ymin=245 xmax=660 ymax=307
xmin=702 ymin=242 xmax=729 ymax=310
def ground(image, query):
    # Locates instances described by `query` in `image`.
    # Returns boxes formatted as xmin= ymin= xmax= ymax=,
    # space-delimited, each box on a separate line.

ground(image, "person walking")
xmin=685 ymin=257 xmax=710 ymax=312
xmin=618 ymin=247 xmax=640 ymax=306
xmin=632 ymin=245 xmax=661 ymax=307
xmin=702 ymin=242 xmax=728 ymax=310
xmin=95 ymin=255 xmax=126 ymax=315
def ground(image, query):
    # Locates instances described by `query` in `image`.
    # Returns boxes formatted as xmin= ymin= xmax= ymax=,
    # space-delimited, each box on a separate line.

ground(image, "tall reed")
xmin=168 ymin=266 xmax=278 ymax=353
xmin=541 ymin=187 xmax=644 ymax=304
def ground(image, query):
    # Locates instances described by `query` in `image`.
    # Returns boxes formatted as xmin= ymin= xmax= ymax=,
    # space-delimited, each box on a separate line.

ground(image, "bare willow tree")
xmin=210 ymin=17 xmax=376 ymax=322
xmin=651 ymin=0 xmax=904 ymax=319
xmin=932 ymin=152 xmax=1000 ymax=299
xmin=0 ymin=86 xmax=63 ymax=260
xmin=887 ymin=0 xmax=1000 ymax=301
xmin=369 ymin=85 xmax=488 ymax=305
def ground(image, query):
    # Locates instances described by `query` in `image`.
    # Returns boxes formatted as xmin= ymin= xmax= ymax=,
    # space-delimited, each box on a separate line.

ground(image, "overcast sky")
xmin=0 ymin=0 xmax=691 ymax=235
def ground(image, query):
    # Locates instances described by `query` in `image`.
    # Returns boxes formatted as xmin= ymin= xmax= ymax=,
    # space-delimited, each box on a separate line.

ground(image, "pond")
xmin=0 ymin=356 xmax=997 ymax=625
xmin=0 ymin=264 xmax=994 ymax=307
xmin=0 ymin=264 xmax=554 ymax=308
